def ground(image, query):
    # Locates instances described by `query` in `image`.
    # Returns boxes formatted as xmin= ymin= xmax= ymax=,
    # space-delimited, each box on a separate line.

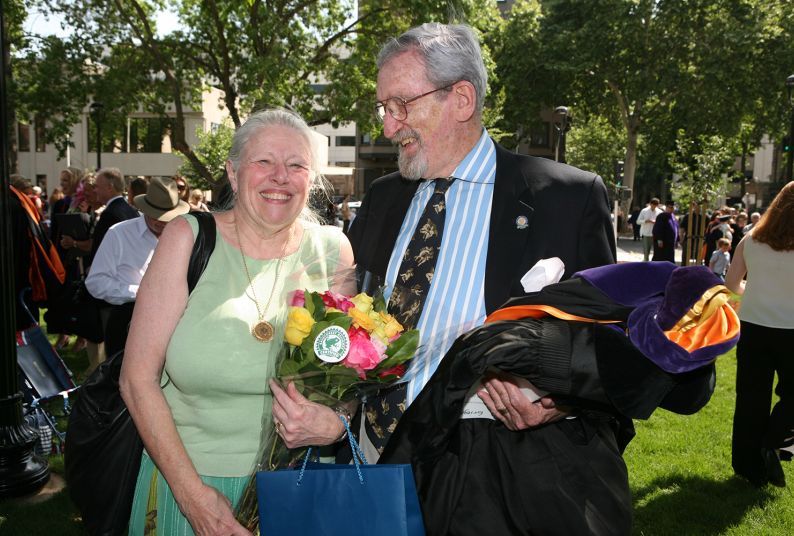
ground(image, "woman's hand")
xmin=180 ymin=483 xmax=252 ymax=536
xmin=270 ymin=380 xmax=345 ymax=448
xmin=478 ymin=374 xmax=567 ymax=431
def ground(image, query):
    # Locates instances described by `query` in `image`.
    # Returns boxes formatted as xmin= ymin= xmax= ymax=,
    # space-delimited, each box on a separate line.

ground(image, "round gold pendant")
xmin=252 ymin=321 xmax=274 ymax=342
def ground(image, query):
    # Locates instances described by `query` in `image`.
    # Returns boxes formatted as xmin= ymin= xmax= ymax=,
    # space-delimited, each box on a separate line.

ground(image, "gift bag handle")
xmin=298 ymin=415 xmax=368 ymax=485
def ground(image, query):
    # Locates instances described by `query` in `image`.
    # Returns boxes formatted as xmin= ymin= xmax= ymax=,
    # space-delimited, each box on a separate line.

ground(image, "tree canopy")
xmin=11 ymin=0 xmax=501 ymax=184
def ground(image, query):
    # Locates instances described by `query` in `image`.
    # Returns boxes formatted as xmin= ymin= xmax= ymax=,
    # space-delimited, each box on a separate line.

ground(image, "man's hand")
xmin=478 ymin=374 xmax=567 ymax=431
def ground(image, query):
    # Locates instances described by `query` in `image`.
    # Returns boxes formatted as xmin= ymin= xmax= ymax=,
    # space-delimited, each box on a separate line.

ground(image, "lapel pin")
xmin=515 ymin=215 xmax=529 ymax=230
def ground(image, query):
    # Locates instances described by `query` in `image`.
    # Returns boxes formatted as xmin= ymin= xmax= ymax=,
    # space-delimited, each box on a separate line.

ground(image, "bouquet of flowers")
xmin=235 ymin=288 xmax=419 ymax=531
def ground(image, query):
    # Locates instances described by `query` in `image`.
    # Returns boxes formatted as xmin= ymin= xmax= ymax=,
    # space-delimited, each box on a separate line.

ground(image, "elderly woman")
xmin=121 ymin=109 xmax=355 ymax=535
xmin=726 ymin=181 xmax=794 ymax=488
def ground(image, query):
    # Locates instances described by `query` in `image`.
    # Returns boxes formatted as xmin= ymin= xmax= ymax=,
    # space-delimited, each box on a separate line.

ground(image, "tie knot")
xmin=433 ymin=177 xmax=455 ymax=195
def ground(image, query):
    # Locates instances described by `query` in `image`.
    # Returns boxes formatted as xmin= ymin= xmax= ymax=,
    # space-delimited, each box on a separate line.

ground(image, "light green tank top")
xmin=163 ymin=214 xmax=343 ymax=477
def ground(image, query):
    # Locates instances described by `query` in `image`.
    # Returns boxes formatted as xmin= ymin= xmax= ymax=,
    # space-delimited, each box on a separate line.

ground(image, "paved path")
xmin=616 ymin=235 xmax=683 ymax=264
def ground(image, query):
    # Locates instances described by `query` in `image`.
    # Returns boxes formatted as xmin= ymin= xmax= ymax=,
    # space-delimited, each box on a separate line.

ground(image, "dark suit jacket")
xmin=90 ymin=197 xmax=139 ymax=263
xmin=348 ymin=142 xmax=616 ymax=313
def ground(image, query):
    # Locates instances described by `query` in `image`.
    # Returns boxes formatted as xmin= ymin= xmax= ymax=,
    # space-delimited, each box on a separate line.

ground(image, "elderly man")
xmin=89 ymin=167 xmax=139 ymax=262
xmin=86 ymin=177 xmax=189 ymax=357
xmin=346 ymin=22 xmax=627 ymax=535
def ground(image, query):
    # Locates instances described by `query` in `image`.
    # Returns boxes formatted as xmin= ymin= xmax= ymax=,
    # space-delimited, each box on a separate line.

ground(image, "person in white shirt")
xmin=636 ymin=197 xmax=662 ymax=261
xmin=86 ymin=176 xmax=189 ymax=356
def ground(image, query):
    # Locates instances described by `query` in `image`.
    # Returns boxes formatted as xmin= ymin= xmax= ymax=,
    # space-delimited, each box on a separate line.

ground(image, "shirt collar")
xmin=452 ymin=128 xmax=494 ymax=184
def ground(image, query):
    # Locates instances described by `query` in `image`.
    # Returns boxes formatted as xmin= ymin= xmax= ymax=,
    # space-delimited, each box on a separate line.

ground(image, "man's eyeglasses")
xmin=177 ymin=184 xmax=186 ymax=191
xmin=374 ymin=83 xmax=456 ymax=122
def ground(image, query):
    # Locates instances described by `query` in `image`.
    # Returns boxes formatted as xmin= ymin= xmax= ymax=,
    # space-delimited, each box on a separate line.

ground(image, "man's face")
xmin=144 ymin=215 xmax=168 ymax=238
xmin=377 ymin=50 xmax=457 ymax=180
xmin=95 ymin=174 xmax=115 ymax=205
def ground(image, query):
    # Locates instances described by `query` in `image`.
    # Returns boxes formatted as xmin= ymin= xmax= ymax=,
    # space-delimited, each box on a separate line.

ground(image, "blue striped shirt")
xmin=385 ymin=129 xmax=496 ymax=404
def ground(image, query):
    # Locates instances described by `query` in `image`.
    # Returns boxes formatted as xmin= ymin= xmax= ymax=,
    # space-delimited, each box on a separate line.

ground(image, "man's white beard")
xmin=398 ymin=148 xmax=427 ymax=181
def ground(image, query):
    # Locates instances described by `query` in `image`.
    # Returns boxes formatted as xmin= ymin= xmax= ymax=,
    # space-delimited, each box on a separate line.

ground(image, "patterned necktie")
xmin=387 ymin=177 xmax=455 ymax=329
xmin=364 ymin=177 xmax=455 ymax=454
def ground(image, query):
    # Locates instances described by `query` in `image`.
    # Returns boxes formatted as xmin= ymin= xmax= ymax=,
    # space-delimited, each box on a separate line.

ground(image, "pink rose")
xmin=320 ymin=291 xmax=354 ymax=313
xmin=343 ymin=327 xmax=383 ymax=378
xmin=290 ymin=290 xmax=305 ymax=307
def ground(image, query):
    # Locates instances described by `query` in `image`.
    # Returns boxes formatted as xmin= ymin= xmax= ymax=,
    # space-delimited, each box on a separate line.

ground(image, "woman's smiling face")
xmin=227 ymin=124 xmax=314 ymax=232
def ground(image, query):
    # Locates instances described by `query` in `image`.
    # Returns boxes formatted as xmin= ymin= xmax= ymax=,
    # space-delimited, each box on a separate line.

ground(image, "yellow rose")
xmin=285 ymin=307 xmax=315 ymax=346
xmin=349 ymin=306 xmax=376 ymax=332
xmin=379 ymin=311 xmax=404 ymax=339
xmin=351 ymin=293 xmax=374 ymax=314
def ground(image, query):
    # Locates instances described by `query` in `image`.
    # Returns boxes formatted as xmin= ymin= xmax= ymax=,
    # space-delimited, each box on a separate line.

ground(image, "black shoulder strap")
xmin=187 ymin=211 xmax=217 ymax=293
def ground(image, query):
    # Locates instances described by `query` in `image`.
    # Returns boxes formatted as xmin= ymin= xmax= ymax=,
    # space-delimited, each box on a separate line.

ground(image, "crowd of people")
xmin=9 ymin=170 xmax=212 ymax=374
xmin=628 ymin=198 xmax=764 ymax=274
xmin=7 ymin=20 xmax=792 ymax=536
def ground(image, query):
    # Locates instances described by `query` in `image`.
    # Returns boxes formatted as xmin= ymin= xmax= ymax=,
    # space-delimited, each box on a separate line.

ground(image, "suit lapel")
xmin=367 ymin=176 xmax=419 ymax=279
xmin=484 ymin=145 xmax=535 ymax=314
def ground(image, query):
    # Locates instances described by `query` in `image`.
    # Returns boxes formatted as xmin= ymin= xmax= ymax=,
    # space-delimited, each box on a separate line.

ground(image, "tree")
xmin=669 ymin=129 xmax=737 ymax=209
xmin=177 ymin=120 xmax=234 ymax=189
xmin=17 ymin=0 xmax=502 ymax=186
xmin=565 ymin=112 xmax=626 ymax=188
xmin=497 ymin=0 xmax=792 ymax=208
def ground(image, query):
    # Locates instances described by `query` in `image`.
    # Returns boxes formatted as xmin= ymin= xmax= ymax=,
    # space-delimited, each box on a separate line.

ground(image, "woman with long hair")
xmin=726 ymin=181 xmax=794 ymax=487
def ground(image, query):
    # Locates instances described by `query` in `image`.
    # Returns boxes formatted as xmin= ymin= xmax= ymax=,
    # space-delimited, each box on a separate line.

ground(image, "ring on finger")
xmin=498 ymin=407 xmax=509 ymax=414
xmin=275 ymin=421 xmax=283 ymax=434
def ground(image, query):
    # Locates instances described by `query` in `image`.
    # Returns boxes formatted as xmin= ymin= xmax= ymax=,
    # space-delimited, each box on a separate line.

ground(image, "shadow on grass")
xmin=632 ymin=473 xmax=776 ymax=535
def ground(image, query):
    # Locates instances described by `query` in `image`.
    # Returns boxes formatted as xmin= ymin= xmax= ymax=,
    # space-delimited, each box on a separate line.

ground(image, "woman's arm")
xmin=725 ymin=238 xmax=747 ymax=296
xmin=119 ymin=217 xmax=250 ymax=536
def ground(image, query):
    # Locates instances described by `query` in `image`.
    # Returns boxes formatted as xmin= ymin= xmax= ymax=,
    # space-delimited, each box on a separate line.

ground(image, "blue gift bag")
xmin=256 ymin=418 xmax=425 ymax=536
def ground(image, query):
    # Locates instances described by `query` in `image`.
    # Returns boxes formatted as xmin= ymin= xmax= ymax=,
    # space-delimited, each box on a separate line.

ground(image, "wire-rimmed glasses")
xmin=374 ymin=83 xmax=456 ymax=122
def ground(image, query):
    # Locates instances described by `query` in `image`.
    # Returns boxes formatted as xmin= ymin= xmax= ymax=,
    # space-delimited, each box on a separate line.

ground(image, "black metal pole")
xmin=90 ymin=101 xmax=103 ymax=170
xmin=0 ymin=3 xmax=50 ymax=498
xmin=787 ymin=75 xmax=794 ymax=182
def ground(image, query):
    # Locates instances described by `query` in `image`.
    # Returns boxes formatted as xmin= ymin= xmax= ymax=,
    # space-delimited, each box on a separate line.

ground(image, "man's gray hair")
xmin=97 ymin=167 xmax=125 ymax=193
xmin=377 ymin=23 xmax=487 ymax=113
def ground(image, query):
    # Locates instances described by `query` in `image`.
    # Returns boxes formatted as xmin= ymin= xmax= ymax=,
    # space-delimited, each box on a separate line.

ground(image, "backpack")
xmin=64 ymin=211 xmax=216 ymax=536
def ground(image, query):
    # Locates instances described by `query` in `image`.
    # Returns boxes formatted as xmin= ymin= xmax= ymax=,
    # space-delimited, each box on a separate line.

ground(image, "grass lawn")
xmin=1 ymin=336 xmax=792 ymax=534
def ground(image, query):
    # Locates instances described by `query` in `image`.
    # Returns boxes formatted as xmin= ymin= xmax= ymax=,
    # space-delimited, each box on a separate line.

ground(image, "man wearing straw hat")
xmin=87 ymin=177 xmax=190 ymax=357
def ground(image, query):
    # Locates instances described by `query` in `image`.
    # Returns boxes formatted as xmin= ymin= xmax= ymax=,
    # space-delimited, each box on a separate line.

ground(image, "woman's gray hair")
xmin=377 ymin=23 xmax=487 ymax=113
xmin=225 ymin=108 xmax=330 ymax=223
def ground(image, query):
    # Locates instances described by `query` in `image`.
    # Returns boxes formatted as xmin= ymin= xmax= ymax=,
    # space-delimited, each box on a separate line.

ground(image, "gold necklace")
xmin=234 ymin=217 xmax=292 ymax=342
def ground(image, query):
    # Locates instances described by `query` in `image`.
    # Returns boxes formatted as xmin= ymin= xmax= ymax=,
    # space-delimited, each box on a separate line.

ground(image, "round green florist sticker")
xmin=313 ymin=325 xmax=350 ymax=363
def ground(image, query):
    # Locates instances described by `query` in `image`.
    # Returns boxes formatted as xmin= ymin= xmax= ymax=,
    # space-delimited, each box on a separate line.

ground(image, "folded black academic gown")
xmin=379 ymin=262 xmax=739 ymax=536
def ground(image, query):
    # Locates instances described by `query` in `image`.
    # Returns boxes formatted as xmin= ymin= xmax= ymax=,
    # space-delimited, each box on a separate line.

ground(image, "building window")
xmin=17 ymin=122 xmax=30 ymax=152
xmin=35 ymin=116 xmax=46 ymax=152
xmin=310 ymin=84 xmax=328 ymax=94
xmin=35 ymin=174 xmax=47 ymax=190
xmin=336 ymin=136 xmax=356 ymax=147
xmin=129 ymin=118 xmax=171 ymax=153
xmin=210 ymin=122 xmax=221 ymax=134
xmin=88 ymin=116 xmax=127 ymax=153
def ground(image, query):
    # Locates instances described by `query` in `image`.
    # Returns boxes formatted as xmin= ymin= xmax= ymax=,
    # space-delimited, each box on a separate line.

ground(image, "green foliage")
xmin=669 ymin=129 xmax=738 ymax=207
xmin=566 ymin=113 xmax=627 ymax=187
xmin=177 ymin=122 xmax=234 ymax=189
xmin=495 ymin=0 xmax=794 ymax=199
